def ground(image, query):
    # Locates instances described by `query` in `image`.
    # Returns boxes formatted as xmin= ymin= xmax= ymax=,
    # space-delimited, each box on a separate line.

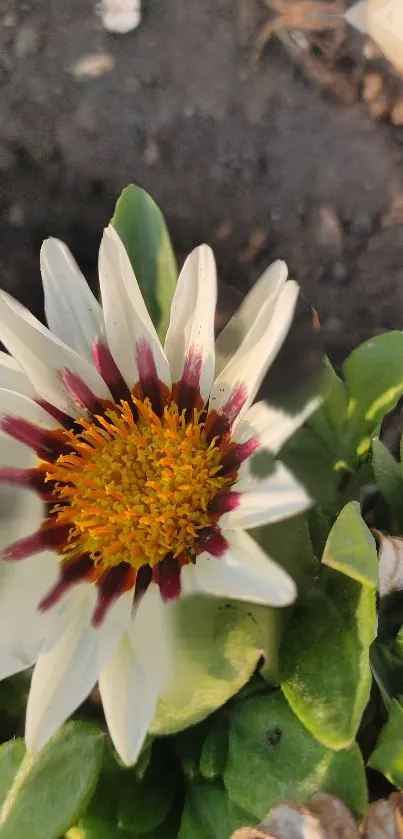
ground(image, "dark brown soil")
xmin=1 ymin=0 xmax=403 ymax=365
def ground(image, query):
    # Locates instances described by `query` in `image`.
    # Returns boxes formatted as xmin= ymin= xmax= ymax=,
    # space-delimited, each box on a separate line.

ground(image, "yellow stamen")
xmin=47 ymin=398 xmax=231 ymax=574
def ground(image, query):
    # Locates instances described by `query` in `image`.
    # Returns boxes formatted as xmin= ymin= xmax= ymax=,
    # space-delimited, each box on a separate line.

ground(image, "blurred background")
xmin=0 ymin=0 xmax=402 ymax=366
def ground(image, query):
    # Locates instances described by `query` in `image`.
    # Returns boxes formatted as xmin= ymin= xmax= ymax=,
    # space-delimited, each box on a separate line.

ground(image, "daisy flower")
xmin=0 ymin=225 xmax=316 ymax=764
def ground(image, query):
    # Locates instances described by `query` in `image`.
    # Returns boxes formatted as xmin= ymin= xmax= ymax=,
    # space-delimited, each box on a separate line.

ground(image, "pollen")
xmin=45 ymin=398 xmax=231 ymax=573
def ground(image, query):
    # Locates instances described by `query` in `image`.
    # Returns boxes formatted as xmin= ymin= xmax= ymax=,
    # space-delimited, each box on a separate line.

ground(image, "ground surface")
xmin=0 ymin=0 xmax=403 ymax=365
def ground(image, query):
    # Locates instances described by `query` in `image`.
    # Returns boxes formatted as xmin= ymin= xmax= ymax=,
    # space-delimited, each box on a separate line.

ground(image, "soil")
xmin=0 ymin=0 xmax=403 ymax=366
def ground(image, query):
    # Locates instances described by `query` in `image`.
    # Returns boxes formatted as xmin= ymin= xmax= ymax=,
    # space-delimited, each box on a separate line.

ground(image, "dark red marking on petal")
xmin=219 ymin=437 xmax=259 ymax=475
xmin=208 ymin=489 xmax=241 ymax=516
xmin=0 ymin=416 xmax=69 ymax=462
xmin=134 ymin=563 xmax=152 ymax=602
xmin=92 ymin=341 xmax=133 ymax=406
xmin=60 ymin=370 xmax=105 ymax=415
xmin=36 ymin=399 xmax=74 ymax=430
xmin=2 ymin=522 xmax=71 ymax=561
xmin=206 ymin=384 xmax=248 ymax=442
xmin=153 ymin=553 xmax=181 ymax=601
xmin=135 ymin=339 xmax=169 ymax=417
xmin=39 ymin=553 xmax=95 ymax=611
xmin=174 ymin=346 xmax=204 ymax=417
xmin=0 ymin=466 xmax=50 ymax=495
xmin=195 ymin=527 xmax=229 ymax=557
xmin=92 ymin=562 xmax=135 ymax=627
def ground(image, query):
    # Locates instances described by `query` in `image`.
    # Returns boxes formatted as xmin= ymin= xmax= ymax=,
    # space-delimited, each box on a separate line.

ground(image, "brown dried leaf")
xmin=361 ymin=793 xmax=403 ymax=839
xmin=376 ymin=533 xmax=403 ymax=597
xmin=309 ymin=793 xmax=360 ymax=839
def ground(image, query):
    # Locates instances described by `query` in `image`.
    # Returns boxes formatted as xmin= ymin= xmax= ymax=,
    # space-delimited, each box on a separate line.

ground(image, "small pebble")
xmin=143 ymin=138 xmax=159 ymax=167
xmin=313 ymin=204 xmax=343 ymax=253
xmin=323 ymin=316 xmax=343 ymax=334
xmin=351 ymin=211 xmax=374 ymax=236
xmin=14 ymin=23 xmax=40 ymax=58
xmin=71 ymin=53 xmax=115 ymax=79
xmin=100 ymin=0 xmax=141 ymax=34
xmin=6 ymin=202 xmax=25 ymax=227
xmin=2 ymin=12 xmax=17 ymax=27
xmin=329 ymin=261 xmax=349 ymax=284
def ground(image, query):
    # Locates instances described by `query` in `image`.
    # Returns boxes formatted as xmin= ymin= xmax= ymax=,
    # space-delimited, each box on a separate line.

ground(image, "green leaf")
xmin=322 ymin=501 xmax=378 ymax=587
xmin=342 ymin=332 xmax=403 ymax=461
xmin=280 ymin=571 xmax=376 ymax=750
xmin=0 ymin=674 xmax=28 ymax=719
xmin=117 ymin=762 xmax=176 ymax=833
xmin=67 ymin=752 xmax=133 ymax=839
xmin=151 ymin=597 xmax=272 ymax=735
xmin=224 ymin=691 xmax=368 ymax=820
xmin=0 ymin=722 xmax=104 ymax=839
xmin=199 ymin=717 xmax=229 ymax=780
xmin=111 ymin=185 xmax=178 ymax=339
xmin=67 ymin=822 xmax=132 ymax=839
xmin=368 ymin=699 xmax=403 ymax=788
xmin=308 ymin=357 xmax=348 ymax=448
xmin=371 ymin=626 xmax=403 ymax=706
xmin=178 ymin=780 xmax=253 ymax=839
xmin=281 ymin=426 xmax=341 ymax=513
xmin=252 ymin=514 xmax=318 ymax=595
xmin=372 ymin=439 xmax=403 ymax=530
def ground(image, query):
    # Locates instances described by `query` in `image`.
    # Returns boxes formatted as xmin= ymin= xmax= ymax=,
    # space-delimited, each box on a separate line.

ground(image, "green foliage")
xmin=111 ymin=185 xmax=178 ymax=339
xmin=368 ymin=699 xmax=403 ymax=788
xmin=372 ymin=438 xmax=403 ymax=531
xmin=342 ymin=332 xmax=403 ymax=461
xmin=252 ymin=514 xmax=319 ymax=596
xmin=281 ymin=569 xmax=376 ymax=749
xmin=322 ymin=501 xmax=378 ymax=587
xmin=151 ymin=597 xmax=272 ymax=735
xmin=199 ymin=717 xmax=229 ymax=780
xmin=224 ymin=691 xmax=368 ymax=819
xmin=178 ymin=780 xmax=252 ymax=839
xmin=117 ymin=761 xmax=177 ymax=833
xmin=371 ymin=622 xmax=403 ymax=707
xmin=0 ymin=722 xmax=104 ymax=839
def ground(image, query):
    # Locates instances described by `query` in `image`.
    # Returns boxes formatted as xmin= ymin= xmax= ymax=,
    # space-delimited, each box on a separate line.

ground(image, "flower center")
xmin=46 ymin=398 xmax=231 ymax=573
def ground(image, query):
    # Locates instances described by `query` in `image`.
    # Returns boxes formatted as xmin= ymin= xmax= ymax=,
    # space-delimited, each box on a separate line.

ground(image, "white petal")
xmin=0 ymin=292 xmax=111 ymax=416
xmin=220 ymin=461 xmax=311 ymax=529
xmin=0 ymin=483 xmax=43 ymax=553
xmin=215 ymin=260 xmax=287 ymax=376
xmin=233 ymin=397 xmax=322 ymax=457
xmin=0 ymin=352 xmax=35 ymax=398
xmin=98 ymin=226 xmax=170 ymax=390
xmin=195 ymin=529 xmax=296 ymax=606
xmin=99 ymin=583 xmax=174 ymax=765
xmin=0 ymin=552 xmax=59 ymax=663
xmin=209 ymin=281 xmax=299 ymax=426
xmin=129 ymin=583 xmax=173 ymax=681
xmin=41 ymin=238 xmax=104 ymax=362
xmin=25 ymin=587 xmax=130 ymax=753
xmin=0 ymin=420 xmax=45 ymax=553
xmin=164 ymin=245 xmax=217 ymax=403
xmin=0 ymin=388 xmax=59 ymax=433
xmin=99 ymin=636 xmax=158 ymax=766
xmin=0 ymin=649 xmax=32 ymax=680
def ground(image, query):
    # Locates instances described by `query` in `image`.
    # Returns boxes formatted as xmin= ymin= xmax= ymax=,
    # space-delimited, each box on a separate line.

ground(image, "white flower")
xmin=0 ymin=226 xmax=316 ymax=765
